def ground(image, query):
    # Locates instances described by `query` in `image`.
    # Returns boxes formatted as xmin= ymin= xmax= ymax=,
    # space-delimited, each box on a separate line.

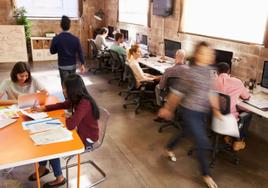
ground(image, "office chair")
xmin=188 ymin=92 xmax=239 ymax=168
xmin=122 ymin=64 xmax=155 ymax=114
xmin=108 ymin=50 xmax=125 ymax=86
xmin=158 ymin=77 xmax=183 ymax=133
xmin=63 ymin=106 xmax=110 ymax=188
xmin=88 ymin=39 xmax=111 ymax=74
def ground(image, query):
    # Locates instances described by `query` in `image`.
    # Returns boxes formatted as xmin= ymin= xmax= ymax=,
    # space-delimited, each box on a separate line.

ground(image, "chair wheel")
xmin=123 ymin=105 xmax=127 ymax=109
xmin=108 ymin=81 xmax=111 ymax=83
xmin=188 ymin=150 xmax=193 ymax=155
xmin=210 ymin=163 xmax=214 ymax=168
xmin=135 ymin=111 xmax=139 ymax=114
xmin=158 ymin=128 xmax=162 ymax=133
xmin=118 ymin=92 xmax=122 ymax=95
xmin=235 ymin=159 xmax=239 ymax=165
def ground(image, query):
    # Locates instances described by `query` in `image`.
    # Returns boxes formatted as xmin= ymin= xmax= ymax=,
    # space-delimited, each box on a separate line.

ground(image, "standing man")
xmin=50 ymin=15 xmax=85 ymax=86
xmin=213 ymin=62 xmax=252 ymax=151
xmin=110 ymin=32 xmax=126 ymax=66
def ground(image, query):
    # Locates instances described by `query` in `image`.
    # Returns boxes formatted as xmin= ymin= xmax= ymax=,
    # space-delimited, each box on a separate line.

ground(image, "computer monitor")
xmin=260 ymin=61 xmax=268 ymax=93
xmin=164 ymin=39 xmax=181 ymax=58
xmin=120 ymin=29 xmax=129 ymax=42
xmin=214 ymin=49 xmax=233 ymax=73
xmin=136 ymin=33 xmax=148 ymax=53
xmin=108 ymin=26 xmax=115 ymax=40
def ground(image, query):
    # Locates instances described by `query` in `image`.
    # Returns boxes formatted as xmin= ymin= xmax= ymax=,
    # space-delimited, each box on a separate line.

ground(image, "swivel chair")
xmin=188 ymin=92 xmax=240 ymax=168
xmin=88 ymin=39 xmax=111 ymax=74
xmin=63 ymin=106 xmax=110 ymax=188
xmin=122 ymin=64 xmax=155 ymax=114
xmin=108 ymin=50 xmax=125 ymax=86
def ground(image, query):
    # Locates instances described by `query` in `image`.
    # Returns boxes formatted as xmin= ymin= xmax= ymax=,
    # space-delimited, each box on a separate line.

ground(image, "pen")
xmin=46 ymin=122 xmax=61 ymax=125
xmin=33 ymin=100 xmax=37 ymax=108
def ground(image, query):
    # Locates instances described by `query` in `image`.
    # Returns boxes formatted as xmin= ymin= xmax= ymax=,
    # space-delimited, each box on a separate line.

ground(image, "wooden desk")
xmin=0 ymin=97 xmax=85 ymax=188
xmin=138 ymin=56 xmax=175 ymax=74
xmin=237 ymin=91 xmax=268 ymax=118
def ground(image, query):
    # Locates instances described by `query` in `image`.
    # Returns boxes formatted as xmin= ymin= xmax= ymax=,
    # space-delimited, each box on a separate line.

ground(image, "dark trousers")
xmin=166 ymin=107 xmax=211 ymax=176
xmin=59 ymin=68 xmax=76 ymax=87
xmin=238 ymin=113 xmax=252 ymax=140
xmin=39 ymin=158 xmax=62 ymax=177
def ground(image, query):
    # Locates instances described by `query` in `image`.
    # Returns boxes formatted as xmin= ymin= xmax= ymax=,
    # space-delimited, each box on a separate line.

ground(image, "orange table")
xmin=0 ymin=97 xmax=85 ymax=188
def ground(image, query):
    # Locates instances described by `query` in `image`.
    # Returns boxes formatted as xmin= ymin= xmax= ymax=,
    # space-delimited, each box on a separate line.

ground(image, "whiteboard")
xmin=0 ymin=25 xmax=28 ymax=63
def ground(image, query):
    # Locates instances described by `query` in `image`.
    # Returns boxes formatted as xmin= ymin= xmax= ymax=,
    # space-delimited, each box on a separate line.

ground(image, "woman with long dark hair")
xmin=28 ymin=74 xmax=99 ymax=188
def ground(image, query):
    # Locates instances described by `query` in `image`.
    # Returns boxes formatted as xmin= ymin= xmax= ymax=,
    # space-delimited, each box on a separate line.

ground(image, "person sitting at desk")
xmin=0 ymin=61 xmax=49 ymax=105
xmin=213 ymin=62 xmax=252 ymax=151
xmin=155 ymin=49 xmax=187 ymax=107
xmin=110 ymin=32 xmax=127 ymax=66
xmin=29 ymin=74 xmax=100 ymax=188
xmin=95 ymin=27 xmax=110 ymax=58
xmin=127 ymin=44 xmax=161 ymax=90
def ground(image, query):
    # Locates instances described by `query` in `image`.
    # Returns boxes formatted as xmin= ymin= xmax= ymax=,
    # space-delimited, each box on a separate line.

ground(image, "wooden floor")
xmin=0 ymin=60 xmax=268 ymax=188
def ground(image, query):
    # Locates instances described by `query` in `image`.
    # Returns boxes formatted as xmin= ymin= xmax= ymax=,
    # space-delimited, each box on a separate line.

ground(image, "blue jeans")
xmin=39 ymin=158 xmax=62 ymax=177
xmin=59 ymin=68 xmax=76 ymax=87
xmin=166 ymin=107 xmax=211 ymax=176
xmin=238 ymin=113 xmax=252 ymax=140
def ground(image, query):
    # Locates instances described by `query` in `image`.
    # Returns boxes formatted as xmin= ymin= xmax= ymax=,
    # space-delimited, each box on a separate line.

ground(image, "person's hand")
xmin=123 ymin=45 xmax=126 ymax=50
xmin=31 ymin=106 xmax=46 ymax=112
xmin=62 ymin=113 xmax=71 ymax=118
xmin=213 ymin=109 xmax=224 ymax=121
xmin=158 ymin=107 xmax=174 ymax=120
xmin=80 ymin=65 xmax=85 ymax=74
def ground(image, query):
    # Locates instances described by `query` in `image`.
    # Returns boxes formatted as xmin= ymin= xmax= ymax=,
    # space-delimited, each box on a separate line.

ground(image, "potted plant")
xmin=13 ymin=6 xmax=32 ymax=54
xmin=45 ymin=31 xmax=56 ymax=38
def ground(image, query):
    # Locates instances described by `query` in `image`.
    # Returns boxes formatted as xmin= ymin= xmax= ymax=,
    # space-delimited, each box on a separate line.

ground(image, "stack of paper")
xmin=22 ymin=118 xmax=63 ymax=133
xmin=29 ymin=127 xmax=73 ymax=145
xmin=21 ymin=110 xmax=48 ymax=120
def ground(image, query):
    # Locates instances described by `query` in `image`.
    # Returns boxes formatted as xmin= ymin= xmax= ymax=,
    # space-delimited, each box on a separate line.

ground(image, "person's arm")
xmin=65 ymin=99 xmax=89 ymax=130
xmin=101 ymin=36 xmax=108 ymax=48
xmin=77 ymin=39 xmax=85 ymax=74
xmin=49 ymin=37 xmax=57 ymax=54
xmin=0 ymin=93 xmax=17 ymax=105
xmin=31 ymin=100 xmax=71 ymax=112
xmin=208 ymin=92 xmax=223 ymax=120
xmin=131 ymin=63 xmax=152 ymax=81
xmin=158 ymin=92 xmax=182 ymax=120
xmin=240 ymin=82 xmax=250 ymax=100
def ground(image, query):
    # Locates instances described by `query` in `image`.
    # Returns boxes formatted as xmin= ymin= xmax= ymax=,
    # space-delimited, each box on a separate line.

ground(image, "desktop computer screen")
xmin=136 ymin=33 xmax=148 ymax=54
xmin=164 ymin=39 xmax=181 ymax=58
xmin=120 ymin=29 xmax=129 ymax=42
xmin=108 ymin=26 xmax=115 ymax=40
xmin=214 ymin=49 xmax=233 ymax=73
xmin=261 ymin=61 xmax=268 ymax=90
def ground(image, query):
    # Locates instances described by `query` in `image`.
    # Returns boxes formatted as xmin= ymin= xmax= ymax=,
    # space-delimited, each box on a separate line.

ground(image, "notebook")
xmin=0 ymin=119 xmax=17 ymax=129
xmin=18 ymin=92 xmax=46 ymax=109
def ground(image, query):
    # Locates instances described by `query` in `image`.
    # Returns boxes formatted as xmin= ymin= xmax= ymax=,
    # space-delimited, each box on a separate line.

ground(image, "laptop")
xmin=18 ymin=92 xmax=46 ymax=109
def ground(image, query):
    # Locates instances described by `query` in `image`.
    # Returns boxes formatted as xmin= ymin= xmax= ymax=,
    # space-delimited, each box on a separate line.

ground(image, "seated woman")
xmin=0 ymin=61 xmax=49 ymax=105
xmin=95 ymin=27 xmax=110 ymax=58
xmin=28 ymin=74 xmax=100 ymax=188
xmin=127 ymin=44 xmax=161 ymax=90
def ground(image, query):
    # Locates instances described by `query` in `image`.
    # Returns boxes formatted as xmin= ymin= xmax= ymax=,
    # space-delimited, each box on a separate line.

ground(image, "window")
xmin=119 ymin=0 xmax=149 ymax=26
xmin=16 ymin=0 xmax=80 ymax=19
xmin=179 ymin=0 xmax=268 ymax=45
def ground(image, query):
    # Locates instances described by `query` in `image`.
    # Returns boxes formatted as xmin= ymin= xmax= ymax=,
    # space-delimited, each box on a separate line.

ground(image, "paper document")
xmin=212 ymin=113 xmax=240 ymax=138
xmin=244 ymin=99 xmax=268 ymax=109
xmin=21 ymin=110 xmax=48 ymax=120
xmin=22 ymin=117 xmax=53 ymax=130
xmin=29 ymin=127 xmax=73 ymax=145
xmin=28 ymin=119 xmax=63 ymax=133
xmin=0 ymin=109 xmax=19 ymax=120
xmin=0 ymin=119 xmax=17 ymax=129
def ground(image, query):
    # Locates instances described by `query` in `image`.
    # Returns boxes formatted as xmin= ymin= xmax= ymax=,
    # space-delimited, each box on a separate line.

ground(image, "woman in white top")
xmin=127 ymin=44 xmax=161 ymax=89
xmin=0 ymin=61 xmax=49 ymax=105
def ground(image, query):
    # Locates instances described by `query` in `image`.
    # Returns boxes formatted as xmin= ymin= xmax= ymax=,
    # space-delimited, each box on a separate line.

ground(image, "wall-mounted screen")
xmin=153 ymin=0 xmax=174 ymax=17
xmin=164 ymin=39 xmax=181 ymax=58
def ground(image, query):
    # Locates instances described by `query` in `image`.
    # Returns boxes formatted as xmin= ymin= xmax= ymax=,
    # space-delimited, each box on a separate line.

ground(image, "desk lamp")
xmin=94 ymin=9 xmax=105 ymax=20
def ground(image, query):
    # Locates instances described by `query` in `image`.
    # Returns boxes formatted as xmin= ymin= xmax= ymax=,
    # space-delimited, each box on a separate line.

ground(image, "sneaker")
xmin=233 ymin=140 xmax=246 ymax=151
xmin=224 ymin=136 xmax=232 ymax=146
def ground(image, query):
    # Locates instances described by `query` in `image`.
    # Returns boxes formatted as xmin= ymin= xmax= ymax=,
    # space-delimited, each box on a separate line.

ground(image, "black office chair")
xmin=122 ymin=64 xmax=155 ymax=114
xmin=158 ymin=77 xmax=183 ymax=133
xmin=188 ymin=92 xmax=239 ymax=168
xmin=108 ymin=50 xmax=125 ymax=86
xmin=88 ymin=39 xmax=111 ymax=74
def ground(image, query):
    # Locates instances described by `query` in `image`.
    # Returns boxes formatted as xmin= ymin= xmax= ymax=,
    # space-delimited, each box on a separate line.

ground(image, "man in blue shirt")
xmin=110 ymin=32 xmax=126 ymax=66
xmin=50 ymin=15 xmax=85 ymax=86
